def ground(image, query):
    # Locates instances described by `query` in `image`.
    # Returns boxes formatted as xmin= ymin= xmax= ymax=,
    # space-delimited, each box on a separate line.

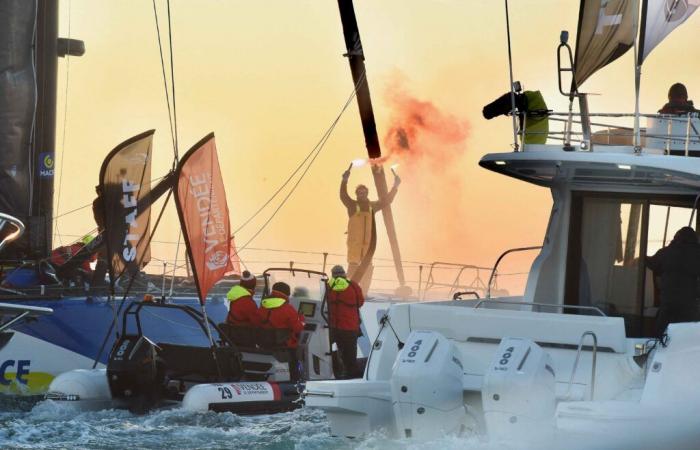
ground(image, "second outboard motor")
xmin=107 ymin=334 xmax=162 ymax=411
xmin=482 ymin=337 xmax=556 ymax=438
xmin=390 ymin=330 xmax=468 ymax=439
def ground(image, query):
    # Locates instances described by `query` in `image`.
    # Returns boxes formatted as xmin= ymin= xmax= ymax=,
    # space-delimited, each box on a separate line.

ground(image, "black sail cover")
xmin=0 ymin=1 xmax=37 ymax=257
xmin=574 ymin=0 xmax=638 ymax=89
xmin=99 ymin=130 xmax=154 ymax=283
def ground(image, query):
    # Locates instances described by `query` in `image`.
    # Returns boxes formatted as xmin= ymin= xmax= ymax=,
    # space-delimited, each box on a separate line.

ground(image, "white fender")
xmin=45 ymin=368 xmax=113 ymax=409
xmin=182 ymin=381 xmax=285 ymax=412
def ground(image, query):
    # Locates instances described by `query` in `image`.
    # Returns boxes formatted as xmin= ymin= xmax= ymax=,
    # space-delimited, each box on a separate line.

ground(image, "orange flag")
xmin=174 ymin=133 xmax=232 ymax=304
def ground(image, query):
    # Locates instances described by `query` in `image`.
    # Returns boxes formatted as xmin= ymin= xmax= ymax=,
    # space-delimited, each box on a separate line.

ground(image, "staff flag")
xmin=99 ymin=130 xmax=154 ymax=284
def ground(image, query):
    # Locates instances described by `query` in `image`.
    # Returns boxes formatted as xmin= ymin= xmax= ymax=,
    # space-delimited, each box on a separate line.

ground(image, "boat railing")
xmin=565 ymin=331 xmax=598 ymax=401
xmin=0 ymin=212 xmax=25 ymax=255
xmin=420 ymin=261 xmax=491 ymax=301
xmin=486 ymin=246 xmax=541 ymax=298
xmin=473 ymin=299 xmax=606 ymax=317
xmin=452 ymin=291 xmax=480 ymax=300
xmin=518 ymin=110 xmax=700 ymax=155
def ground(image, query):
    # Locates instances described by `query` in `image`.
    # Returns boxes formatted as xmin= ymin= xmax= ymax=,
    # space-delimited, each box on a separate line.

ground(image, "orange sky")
xmin=51 ymin=1 xmax=700 ymax=296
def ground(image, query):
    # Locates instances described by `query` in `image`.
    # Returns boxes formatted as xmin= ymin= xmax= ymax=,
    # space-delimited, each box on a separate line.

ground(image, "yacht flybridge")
xmin=305 ymin=1 xmax=700 ymax=444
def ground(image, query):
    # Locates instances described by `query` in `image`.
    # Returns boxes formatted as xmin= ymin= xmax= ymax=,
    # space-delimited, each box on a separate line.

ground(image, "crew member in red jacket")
xmin=225 ymin=270 xmax=259 ymax=326
xmin=258 ymin=281 xmax=305 ymax=381
xmin=327 ymin=265 xmax=365 ymax=379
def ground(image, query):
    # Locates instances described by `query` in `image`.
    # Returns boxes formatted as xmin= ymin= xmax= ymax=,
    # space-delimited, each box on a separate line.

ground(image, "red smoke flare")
xmin=379 ymin=81 xmax=469 ymax=169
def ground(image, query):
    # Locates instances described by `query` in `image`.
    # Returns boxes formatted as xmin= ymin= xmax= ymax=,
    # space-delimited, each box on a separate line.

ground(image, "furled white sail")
xmin=639 ymin=0 xmax=699 ymax=63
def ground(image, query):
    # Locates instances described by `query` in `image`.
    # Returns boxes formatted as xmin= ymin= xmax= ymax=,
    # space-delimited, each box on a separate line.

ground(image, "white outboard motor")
xmin=482 ymin=337 xmax=556 ymax=438
xmin=390 ymin=330 xmax=467 ymax=439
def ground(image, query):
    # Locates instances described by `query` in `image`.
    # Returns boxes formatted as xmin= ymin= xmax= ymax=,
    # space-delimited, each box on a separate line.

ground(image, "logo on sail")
xmin=39 ymin=153 xmax=54 ymax=177
xmin=206 ymin=250 xmax=229 ymax=271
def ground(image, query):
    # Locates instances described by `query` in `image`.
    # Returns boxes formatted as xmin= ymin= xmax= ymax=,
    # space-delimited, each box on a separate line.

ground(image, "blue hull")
xmin=0 ymin=295 xmax=229 ymax=394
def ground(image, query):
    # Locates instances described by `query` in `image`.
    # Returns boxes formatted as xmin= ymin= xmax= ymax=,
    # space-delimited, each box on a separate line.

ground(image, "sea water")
xmin=4 ymin=398 xmax=695 ymax=450
xmin=0 ymin=398 xmax=497 ymax=450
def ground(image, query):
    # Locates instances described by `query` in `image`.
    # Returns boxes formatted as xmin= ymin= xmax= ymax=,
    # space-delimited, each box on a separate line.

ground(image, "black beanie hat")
xmin=271 ymin=281 xmax=291 ymax=296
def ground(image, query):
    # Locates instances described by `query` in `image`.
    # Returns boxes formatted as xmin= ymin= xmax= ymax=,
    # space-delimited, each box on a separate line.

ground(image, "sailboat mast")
xmin=32 ymin=0 xmax=60 ymax=257
xmin=0 ymin=1 xmax=83 ymax=261
xmin=336 ymin=0 xmax=406 ymax=289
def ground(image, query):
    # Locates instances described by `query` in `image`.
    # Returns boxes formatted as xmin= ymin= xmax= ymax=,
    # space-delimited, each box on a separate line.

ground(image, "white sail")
xmin=639 ymin=0 xmax=700 ymax=63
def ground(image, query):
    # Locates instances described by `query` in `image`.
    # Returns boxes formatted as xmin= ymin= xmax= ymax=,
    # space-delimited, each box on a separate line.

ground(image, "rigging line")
xmin=27 ymin=0 xmax=39 ymax=218
xmin=152 ymin=0 xmax=177 ymax=158
xmin=168 ymin=230 xmax=181 ymax=297
xmin=166 ymin=0 xmax=179 ymax=161
xmin=92 ymin=188 xmax=173 ymax=368
xmin=53 ymin=0 xmax=72 ymax=246
xmin=237 ymin=77 xmax=362 ymax=252
xmin=51 ymin=173 xmax=170 ymax=222
xmin=231 ymin=70 xmax=366 ymax=237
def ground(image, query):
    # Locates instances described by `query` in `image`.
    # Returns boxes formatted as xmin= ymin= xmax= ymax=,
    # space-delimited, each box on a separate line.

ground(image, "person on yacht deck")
xmin=258 ymin=282 xmax=306 ymax=382
xmin=327 ymin=264 xmax=365 ymax=379
xmin=658 ymin=83 xmax=699 ymax=115
xmin=225 ymin=271 xmax=259 ymax=327
xmin=646 ymin=226 xmax=700 ymax=338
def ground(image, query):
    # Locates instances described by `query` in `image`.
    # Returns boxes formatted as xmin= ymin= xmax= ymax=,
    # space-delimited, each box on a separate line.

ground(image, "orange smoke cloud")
xmin=377 ymin=79 xmax=470 ymax=265
xmin=380 ymin=81 xmax=469 ymax=170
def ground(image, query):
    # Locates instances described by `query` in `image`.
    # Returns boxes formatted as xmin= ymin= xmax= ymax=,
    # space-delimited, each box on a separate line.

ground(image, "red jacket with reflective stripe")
xmin=257 ymin=291 xmax=305 ymax=348
xmin=226 ymin=295 xmax=259 ymax=327
xmin=327 ymin=278 xmax=364 ymax=331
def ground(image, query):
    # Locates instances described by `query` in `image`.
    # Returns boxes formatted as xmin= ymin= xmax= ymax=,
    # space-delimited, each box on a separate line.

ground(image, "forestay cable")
xmin=152 ymin=0 xmax=177 ymax=160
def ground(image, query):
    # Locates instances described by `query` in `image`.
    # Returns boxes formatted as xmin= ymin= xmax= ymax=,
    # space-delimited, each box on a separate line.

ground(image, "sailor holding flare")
xmin=340 ymin=160 xmax=400 ymax=293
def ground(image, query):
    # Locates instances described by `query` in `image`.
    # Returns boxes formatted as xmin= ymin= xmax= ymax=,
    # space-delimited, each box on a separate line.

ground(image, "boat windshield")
xmin=263 ymin=270 xmax=327 ymax=302
xmin=565 ymin=192 xmax=698 ymax=337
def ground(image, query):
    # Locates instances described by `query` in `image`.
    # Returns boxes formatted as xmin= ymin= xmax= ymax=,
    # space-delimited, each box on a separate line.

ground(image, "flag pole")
xmin=505 ymin=0 xmax=520 ymax=151
xmin=634 ymin=0 xmax=647 ymax=153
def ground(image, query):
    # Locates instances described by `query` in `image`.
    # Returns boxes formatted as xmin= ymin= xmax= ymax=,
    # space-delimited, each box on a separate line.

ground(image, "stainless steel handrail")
xmin=421 ymin=261 xmax=490 ymax=301
xmin=473 ymin=299 xmax=606 ymax=317
xmin=453 ymin=291 xmax=480 ymax=300
xmin=486 ymin=246 xmax=541 ymax=298
xmin=565 ymin=331 xmax=598 ymax=401
xmin=0 ymin=213 xmax=25 ymax=254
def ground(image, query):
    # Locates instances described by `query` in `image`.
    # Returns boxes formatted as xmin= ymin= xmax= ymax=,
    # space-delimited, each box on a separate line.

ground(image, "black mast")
xmin=0 ymin=0 xmax=83 ymax=262
xmin=336 ymin=0 xmax=406 ymax=289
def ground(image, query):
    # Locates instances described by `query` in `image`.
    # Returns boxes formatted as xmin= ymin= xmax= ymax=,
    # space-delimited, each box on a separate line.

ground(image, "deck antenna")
xmin=504 ymin=0 xmax=520 ymax=151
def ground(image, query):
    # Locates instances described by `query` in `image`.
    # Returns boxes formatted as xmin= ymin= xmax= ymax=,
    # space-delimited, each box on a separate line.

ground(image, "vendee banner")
xmin=99 ymin=130 xmax=154 ymax=283
xmin=174 ymin=133 xmax=232 ymax=304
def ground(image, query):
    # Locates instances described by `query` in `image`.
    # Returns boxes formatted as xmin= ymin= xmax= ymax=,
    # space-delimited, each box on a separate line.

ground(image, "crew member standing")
xmin=327 ymin=265 xmax=365 ymax=379
xmin=225 ymin=270 xmax=259 ymax=326
xmin=340 ymin=164 xmax=400 ymax=292
xmin=258 ymin=282 xmax=305 ymax=381
xmin=647 ymin=226 xmax=700 ymax=338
